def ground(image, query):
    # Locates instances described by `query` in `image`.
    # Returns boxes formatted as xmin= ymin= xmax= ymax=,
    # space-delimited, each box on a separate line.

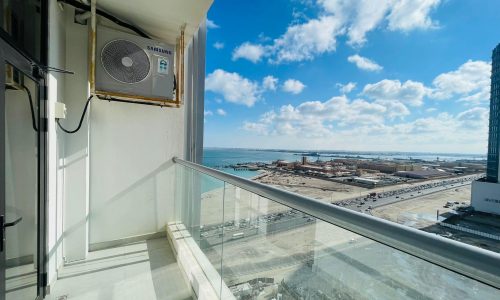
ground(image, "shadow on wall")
xmin=58 ymin=157 xmax=176 ymax=249
xmin=88 ymin=99 xmax=183 ymax=245
xmin=88 ymin=160 xmax=175 ymax=242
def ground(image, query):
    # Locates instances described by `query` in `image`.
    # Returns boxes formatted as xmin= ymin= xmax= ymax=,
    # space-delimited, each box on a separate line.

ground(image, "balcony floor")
xmin=47 ymin=237 xmax=192 ymax=300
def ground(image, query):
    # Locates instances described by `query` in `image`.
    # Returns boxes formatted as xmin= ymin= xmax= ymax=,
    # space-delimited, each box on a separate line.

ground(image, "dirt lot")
xmin=372 ymin=185 xmax=471 ymax=228
xmin=255 ymin=172 xmax=367 ymax=202
xmin=372 ymin=185 xmax=500 ymax=253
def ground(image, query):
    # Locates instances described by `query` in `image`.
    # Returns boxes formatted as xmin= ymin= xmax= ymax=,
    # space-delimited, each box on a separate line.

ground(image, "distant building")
xmin=357 ymin=161 xmax=414 ymax=173
xmin=472 ymin=43 xmax=500 ymax=215
xmin=296 ymin=164 xmax=330 ymax=174
xmin=395 ymin=169 xmax=448 ymax=179
xmin=275 ymin=160 xmax=295 ymax=169
xmin=487 ymin=44 xmax=500 ymax=182
xmin=352 ymin=177 xmax=379 ymax=186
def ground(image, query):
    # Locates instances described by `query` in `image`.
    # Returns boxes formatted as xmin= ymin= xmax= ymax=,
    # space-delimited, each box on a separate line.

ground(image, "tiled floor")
xmin=47 ymin=238 xmax=193 ymax=300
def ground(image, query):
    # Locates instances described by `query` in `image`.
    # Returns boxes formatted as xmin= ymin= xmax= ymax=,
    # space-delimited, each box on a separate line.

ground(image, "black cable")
xmin=39 ymin=65 xmax=74 ymax=75
xmin=57 ymin=95 xmax=93 ymax=134
xmin=59 ymin=0 xmax=150 ymax=38
xmin=22 ymin=85 xmax=38 ymax=132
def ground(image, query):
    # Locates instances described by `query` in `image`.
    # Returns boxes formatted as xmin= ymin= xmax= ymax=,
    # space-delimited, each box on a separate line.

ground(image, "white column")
xmin=60 ymin=6 xmax=91 ymax=262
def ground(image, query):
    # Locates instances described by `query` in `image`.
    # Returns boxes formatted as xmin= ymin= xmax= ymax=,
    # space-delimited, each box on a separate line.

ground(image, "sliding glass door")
xmin=1 ymin=27 xmax=47 ymax=300
xmin=1 ymin=1 xmax=48 ymax=299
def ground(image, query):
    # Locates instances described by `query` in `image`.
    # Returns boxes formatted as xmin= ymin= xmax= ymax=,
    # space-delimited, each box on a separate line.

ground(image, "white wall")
xmin=44 ymin=6 xmax=204 ymax=291
xmin=471 ymin=180 xmax=500 ymax=215
xmin=55 ymin=5 xmax=92 ymax=263
xmin=89 ymin=100 xmax=183 ymax=244
xmin=50 ymin=4 xmax=186 ymax=260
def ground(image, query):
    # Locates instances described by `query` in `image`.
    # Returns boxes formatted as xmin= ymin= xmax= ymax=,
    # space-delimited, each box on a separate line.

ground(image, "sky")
xmin=203 ymin=0 xmax=500 ymax=154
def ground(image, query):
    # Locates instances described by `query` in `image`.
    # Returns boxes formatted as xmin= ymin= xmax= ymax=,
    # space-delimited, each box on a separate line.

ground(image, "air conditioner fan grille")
xmin=101 ymin=40 xmax=150 ymax=84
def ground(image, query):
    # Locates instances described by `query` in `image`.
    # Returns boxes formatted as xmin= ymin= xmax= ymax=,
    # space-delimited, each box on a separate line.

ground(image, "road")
xmin=200 ymin=210 xmax=315 ymax=247
xmin=199 ymin=174 xmax=483 ymax=247
xmin=336 ymin=174 xmax=482 ymax=213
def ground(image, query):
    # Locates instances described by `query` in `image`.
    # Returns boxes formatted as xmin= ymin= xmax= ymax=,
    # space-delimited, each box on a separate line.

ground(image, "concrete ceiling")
xmin=97 ymin=0 xmax=213 ymax=45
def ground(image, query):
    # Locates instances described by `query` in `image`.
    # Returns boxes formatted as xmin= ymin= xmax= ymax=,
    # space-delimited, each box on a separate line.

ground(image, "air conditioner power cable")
xmin=22 ymin=85 xmax=38 ymax=132
xmin=56 ymin=95 xmax=93 ymax=134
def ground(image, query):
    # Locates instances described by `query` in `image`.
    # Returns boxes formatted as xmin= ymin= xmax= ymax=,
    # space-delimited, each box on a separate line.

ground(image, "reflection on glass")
xmin=174 ymin=164 xmax=225 ymax=297
xmin=174 ymin=165 xmax=499 ymax=299
xmin=4 ymin=68 xmax=38 ymax=300
xmin=219 ymin=186 xmax=498 ymax=299
xmin=0 ymin=0 xmax=43 ymax=61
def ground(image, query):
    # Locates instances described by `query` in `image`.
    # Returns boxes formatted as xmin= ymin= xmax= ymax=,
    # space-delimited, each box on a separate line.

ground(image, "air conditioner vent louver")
xmin=101 ymin=40 xmax=151 ymax=84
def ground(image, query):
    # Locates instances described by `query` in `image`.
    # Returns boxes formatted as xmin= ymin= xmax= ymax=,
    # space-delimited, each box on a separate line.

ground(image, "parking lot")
xmin=334 ymin=174 xmax=482 ymax=213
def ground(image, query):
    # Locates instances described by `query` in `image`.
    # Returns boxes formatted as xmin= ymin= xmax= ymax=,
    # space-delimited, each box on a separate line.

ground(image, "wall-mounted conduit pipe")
xmin=59 ymin=0 xmax=150 ymax=38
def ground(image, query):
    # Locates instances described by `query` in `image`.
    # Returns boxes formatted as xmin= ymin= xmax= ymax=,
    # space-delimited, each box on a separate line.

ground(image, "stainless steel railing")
xmin=173 ymin=157 xmax=500 ymax=289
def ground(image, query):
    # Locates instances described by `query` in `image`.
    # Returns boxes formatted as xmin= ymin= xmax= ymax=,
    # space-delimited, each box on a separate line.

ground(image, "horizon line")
xmin=203 ymin=146 xmax=486 ymax=157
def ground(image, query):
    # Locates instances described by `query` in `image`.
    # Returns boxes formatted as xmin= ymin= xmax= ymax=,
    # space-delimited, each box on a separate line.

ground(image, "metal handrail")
xmin=173 ymin=157 xmax=500 ymax=289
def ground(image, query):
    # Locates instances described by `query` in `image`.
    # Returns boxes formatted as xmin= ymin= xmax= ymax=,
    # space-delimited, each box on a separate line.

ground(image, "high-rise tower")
xmin=471 ymin=43 xmax=500 ymax=215
xmin=486 ymin=44 xmax=500 ymax=182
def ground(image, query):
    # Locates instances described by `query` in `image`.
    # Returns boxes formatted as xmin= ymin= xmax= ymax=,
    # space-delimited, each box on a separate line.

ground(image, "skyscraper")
xmin=486 ymin=44 xmax=500 ymax=182
xmin=471 ymin=43 xmax=500 ymax=215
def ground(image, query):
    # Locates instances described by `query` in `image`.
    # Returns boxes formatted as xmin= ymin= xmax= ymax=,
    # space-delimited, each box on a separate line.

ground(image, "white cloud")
xmin=205 ymin=69 xmax=261 ymax=107
xmin=206 ymin=19 xmax=219 ymax=29
xmin=337 ymin=82 xmax=357 ymax=94
xmin=358 ymin=60 xmax=491 ymax=108
xmin=235 ymin=15 xmax=344 ymax=64
xmin=363 ymin=79 xmax=429 ymax=106
xmin=319 ymin=0 xmax=442 ymax=46
xmin=243 ymin=121 xmax=269 ymax=135
xmin=456 ymin=107 xmax=489 ymax=129
xmin=232 ymin=42 xmax=266 ymax=63
xmin=270 ymin=16 xmax=344 ymax=63
xmin=430 ymin=60 xmax=491 ymax=103
xmin=373 ymin=99 xmax=410 ymax=119
xmin=242 ymin=96 xmax=488 ymax=153
xmin=243 ymin=95 xmax=411 ymax=137
xmin=238 ymin=0 xmax=443 ymax=64
xmin=347 ymin=54 xmax=383 ymax=72
xmin=390 ymin=113 xmax=456 ymax=135
xmin=213 ymin=42 xmax=224 ymax=50
xmin=320 ymin=0 xmax=392 ymax=46
xmin=216 ymin=108 xmax=227 ymax=116
xmin=204 ymin=110 xmax=213 ymax=117
xmin=387 ymin=0 xmax=441 ymax=31
xmin=282 ymin=79 xmax=306 ymax=94
xmin=262 ymin=75 xmax=279 ymax=91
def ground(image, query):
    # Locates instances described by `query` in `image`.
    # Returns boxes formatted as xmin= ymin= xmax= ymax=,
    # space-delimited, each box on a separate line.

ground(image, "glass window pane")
xmin=0 ymin=0 xmax=43 ymax=61
xmin=4 ymin=67 xmax=39 ymax=300
xmin=220 ymin=183 xmax=499 ymax=299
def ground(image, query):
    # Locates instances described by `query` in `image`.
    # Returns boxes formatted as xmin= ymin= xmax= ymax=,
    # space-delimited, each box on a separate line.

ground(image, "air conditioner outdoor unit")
xmin=95 ymin=26 xmax=175 ymax=101
xmin=5 ymin=64 xmax=23 ymax=90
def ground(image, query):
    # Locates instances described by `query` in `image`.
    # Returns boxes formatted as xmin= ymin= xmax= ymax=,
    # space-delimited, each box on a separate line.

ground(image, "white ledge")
xmin=167 ymin=222 xmax=235 ymax=300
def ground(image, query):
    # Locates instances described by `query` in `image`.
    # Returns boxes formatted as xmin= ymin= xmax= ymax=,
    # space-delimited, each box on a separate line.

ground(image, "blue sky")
xmin=203 ymin=0 xmax=500 ymax=154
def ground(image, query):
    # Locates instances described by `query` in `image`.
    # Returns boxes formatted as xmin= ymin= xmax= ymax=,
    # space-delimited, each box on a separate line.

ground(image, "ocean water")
xmin=201 ymin=148 xmax=292 ymax=192
xmin=203 ymin=148 xmax=485 ymax=169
